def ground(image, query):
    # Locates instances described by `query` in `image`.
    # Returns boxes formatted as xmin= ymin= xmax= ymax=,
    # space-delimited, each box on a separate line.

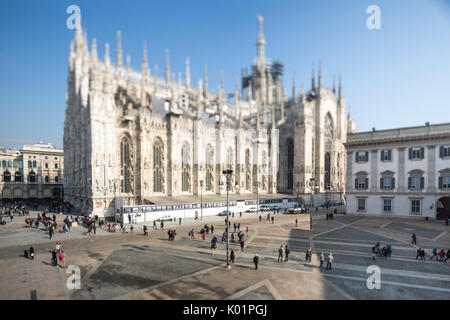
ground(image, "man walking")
xmin=230 ymin=249 xmax=235 ymax=264
xmin=285 ymin=245 xmax=290 ymax=262
xmin=259 ymin=215 xmax=262 ymax=222
xmin=305 ymin=248 xmax=312 ymax=263
xmin=271 ymin=216 xmax=274 ymax=224
xmin=278 ymin=245 xmax=284 ymax=262
xmin=326 ymin=253 xmax=334 ymax=270
xmin=240 ymin=239 xmax=245 ymax=252
xmin=253 ymin=254 xmax=259 ymax=270
xmin=319 ymin=252 xmax=324 ymax=268
xmin=211 ymin=236 xmax=217 ymax=255
xmin=412 ymin=233 xmax=417 ymax=245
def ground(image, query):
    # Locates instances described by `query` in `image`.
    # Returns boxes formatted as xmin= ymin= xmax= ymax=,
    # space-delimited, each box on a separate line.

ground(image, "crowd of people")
xmin=371 ymin=242 xmax=392 ymax=260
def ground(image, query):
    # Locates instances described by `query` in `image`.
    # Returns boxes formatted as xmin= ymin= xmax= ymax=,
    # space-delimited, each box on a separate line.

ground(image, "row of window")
xmin=0 ymin=160 xmax=23 ymax=168
xmin=2 ymin=171 xmax=60 ymax=183
xmin=354 ymin=175 xmax=450 ymax=190
xmin=357 ymin=198 xmax=422 ymax=215
xmin=0 ymin=160 xmax=59 ymax=169
xmin=355 ymin=145 xmax=450 ymax=163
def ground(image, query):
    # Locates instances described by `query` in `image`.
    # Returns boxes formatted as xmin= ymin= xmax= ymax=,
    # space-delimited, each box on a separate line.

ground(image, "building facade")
xmin=64 ymin=16 xmax=354 ymax=216
xmin=0 ymin=142 xmax=64 ymax=201
xmin=346 ymin=123 xmax=450 ymax=219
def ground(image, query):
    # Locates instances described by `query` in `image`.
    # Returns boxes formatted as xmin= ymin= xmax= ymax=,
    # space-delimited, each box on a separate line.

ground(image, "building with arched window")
xmin=63 ymin=16 xmax=356 ymax=217
xmin=0 ymin=143 xmax=63 ymax=200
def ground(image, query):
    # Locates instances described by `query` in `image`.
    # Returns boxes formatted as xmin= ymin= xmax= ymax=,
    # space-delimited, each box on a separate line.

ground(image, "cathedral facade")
xmin=64 ymin=17 xmax=355 ymax=216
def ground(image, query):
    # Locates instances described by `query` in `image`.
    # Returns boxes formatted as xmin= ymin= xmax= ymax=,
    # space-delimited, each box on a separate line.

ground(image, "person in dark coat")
xmin=230 ymin=249 xmax=235 ymax=264
xmin=253 ymin=254 xmax=259 ymax=270
xmin=29 ymin=246 xmax=35 ymax=260
xmin=51 ymin=249 xmax=58 ymax=266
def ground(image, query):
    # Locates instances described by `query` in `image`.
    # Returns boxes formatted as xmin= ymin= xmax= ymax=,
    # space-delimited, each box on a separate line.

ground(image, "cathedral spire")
xmin=300 ymin=83 xmax=305 ymax=100
xmin=338 ymin=73 xmax=343 ymax=99
xmin=203 ymin=64 xmax=208 ymax=98
xmin=318 ymin=60 xmax=322 ymax=88
xmin=91 ymin=38 xmax=98 ymax=64
xmin=219 ymin=70 xmax=224 ymax=102
xmin=311 ymin=63 xmax=315 ymax=91
xmin=197 ymin=79 xmax=203 ymax=120
xmin=154 ymin=64 xmax=158 ymax=92
xmin=333 ymin=75 xmax=336 ymax=95
xmin=292 ymin=72 xmax=296 ymax=104
xmin=116 ymin=30 xmax=123 ymax=68
xmin=104 ymin=42 xmax=111 ymax=67
xmin=142 ymin=41 xmax=149 ymax=76
xmin=185 ymin=57 xmax=191 ymax=88
xmin=248 ymin=80 xmax=253 ymax=101
xmin=235 ymin=77 xmax=240 ymax=118
xmin=256 ymin=15 xmax=266 ymax=70
xmin=126 ymin=56 xmax=131 ymax=78
xmin=165 ymin=49 xmax=170 ymax=86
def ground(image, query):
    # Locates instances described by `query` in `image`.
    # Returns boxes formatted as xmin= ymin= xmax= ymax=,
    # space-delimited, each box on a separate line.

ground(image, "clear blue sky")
xmin=1 ymin=0 xmax=450 ymax=149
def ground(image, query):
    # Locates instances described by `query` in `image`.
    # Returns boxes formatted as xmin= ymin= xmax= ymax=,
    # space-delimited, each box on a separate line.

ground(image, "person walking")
xmin=246 ymin=226 xmax=249 ymax=236
xmin=431 ymin=248 xmax=438 ymax=260
xmin=59 ymin=250 xmax=66 ymax=268
xmin=160 ymin=221 xmax=164 ymax=230
xmin=285 ymin=245 xmax=290 ymax=262
xmin=51 ymin=249 xmax=58 ymax=266
xmin=211 ymin=225 xmax=214 ymax=234
xmin=444 ymin=249 xmax=450 ymax=263
xmin=240 ymin=240 xmax=245 ymax=252
xmin=211 ymin=236 xmax=217 ymax=255
xmin=253 ymin=254 xmax=259 ymax=270
xmin=412 ymin=233 xmax=417 ymax=245
xmin=320 ymin=252 xmax=325 ymax=268
xmin=29 ymin=246 xmax=35 ymax=260
xmin=55 ymin=242 xmax=61 ymax=255
xmin=271 ymin=216 xmax=274 ymax=224
xmin=278 ymin=246 xmax=284 ymax=262
xmin=230 ymin=249 xmax=235 ymax=264
xmin=259 ymin=215 xmax=262 ymax=222
xmin=305 ymin=248 xmax=312 ymax=263
xmin=326 ymin=253 xmax=334 ymax=270
xmin=143 ymin=225 xmax=148 ymax=236
xmin=179 ymin=217 xmax=182 ymax=225
xmin=295 ymin=219 xmax=298 ymax=227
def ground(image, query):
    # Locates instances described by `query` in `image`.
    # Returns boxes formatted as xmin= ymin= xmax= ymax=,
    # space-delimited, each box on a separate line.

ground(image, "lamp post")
xmin=296 ymin=182 xmax=300 ymax=206
xmin=223 ymin=169 xmax=233 ymax=269
xmin=200 ymin=180 xmax=203 ymax=221
xmin=309 ymin=178 xmax=315 ymax=231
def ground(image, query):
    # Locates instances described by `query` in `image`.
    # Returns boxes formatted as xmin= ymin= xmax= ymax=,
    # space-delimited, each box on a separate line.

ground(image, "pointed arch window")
xmin=287 ymin=138 xmax=294 ymax=189
xmin=153 ymin=140 xmax=164 ymax=193
xmin=324 ymin=152 xmax=331 ymax=189
xmin=182 ymin=143 xmax=190 ymax=192
xmin=245 ymin=149 xmax=251 ymax=191
xmin=120 ymin=136 xmax=132 ymax=193
xmin=205 ymin=145 xmax=214 ymax=191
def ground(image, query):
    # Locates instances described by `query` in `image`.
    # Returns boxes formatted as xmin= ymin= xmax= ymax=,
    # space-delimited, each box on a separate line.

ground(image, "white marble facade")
xmin=64 ymin=17 xmax=354 ymax=216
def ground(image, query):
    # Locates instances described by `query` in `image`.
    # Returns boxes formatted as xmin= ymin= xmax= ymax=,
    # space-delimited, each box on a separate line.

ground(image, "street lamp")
xmin=309 ymin=178 xmax=316 ymax=231
xmin=296 ymin=182 xmax=300 ymax=206
xmin=223 ymin=169 xmax=233 ymax=269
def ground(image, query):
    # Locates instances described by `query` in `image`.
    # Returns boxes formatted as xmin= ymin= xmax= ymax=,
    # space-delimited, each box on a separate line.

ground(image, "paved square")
xmin=0 ymin=211 xmax=448 ymax=300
